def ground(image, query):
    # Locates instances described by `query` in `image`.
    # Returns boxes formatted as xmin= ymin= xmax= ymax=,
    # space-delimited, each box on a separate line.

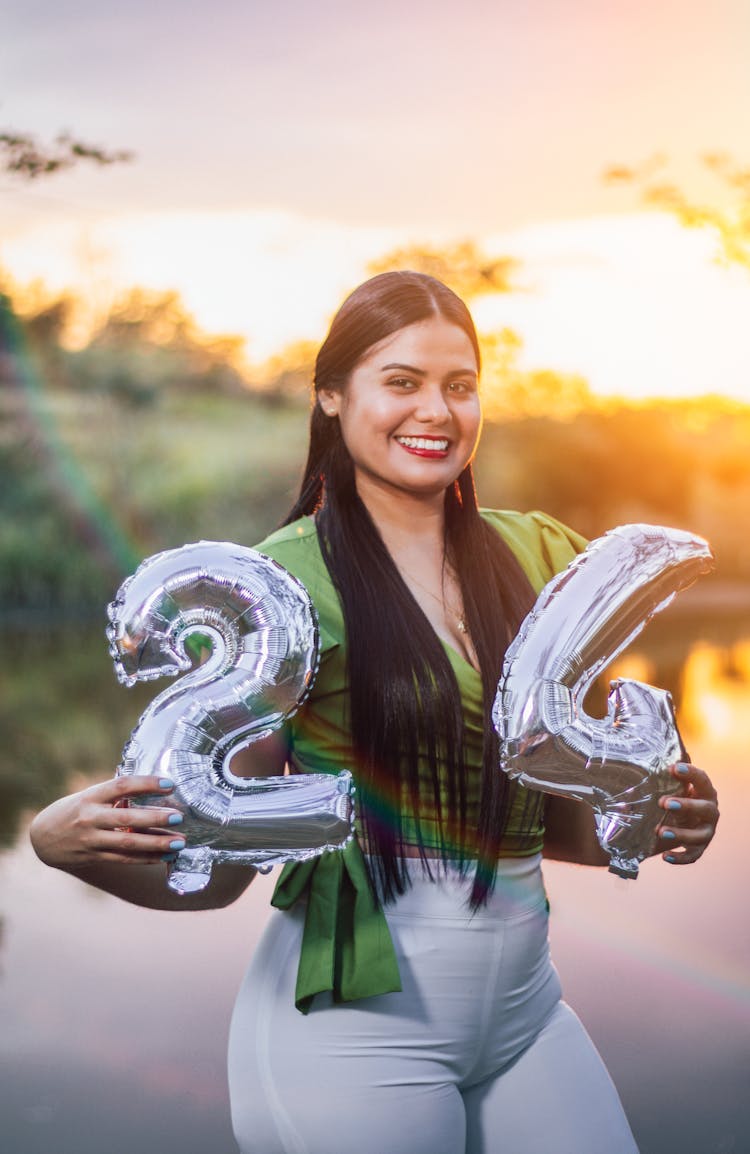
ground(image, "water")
xmin=1 ymin=614 xmax=748 ymax=1154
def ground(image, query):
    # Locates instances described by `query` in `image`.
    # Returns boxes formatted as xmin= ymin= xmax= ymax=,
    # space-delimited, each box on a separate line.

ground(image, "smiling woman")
xmin=314 ymin=317 xmax=483 ymax=669
xmin=29 ymin=270 xmax=719 ymax=1154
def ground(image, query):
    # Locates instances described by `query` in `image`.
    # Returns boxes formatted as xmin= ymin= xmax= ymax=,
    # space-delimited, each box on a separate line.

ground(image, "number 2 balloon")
xmin=492 ymin=524 xmax=714 ymax=878
xmin=106 ymin=541 xmax=354 ymax=894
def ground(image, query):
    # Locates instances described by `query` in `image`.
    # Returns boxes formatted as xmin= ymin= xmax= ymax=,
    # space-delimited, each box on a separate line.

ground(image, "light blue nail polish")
xmin=169 ymin=839 xmax=185 ymax=850
xmin=664 ymin=854 xmax=677 ymax=863
xmin=675 ymin=763 xmax=690 ymax=775
xmin=661 ymin=829 xmax=676 ymax=840
xmin=167 ymin=813 xmax=184 ymax=825
xmin=161 ymin=852 xmax=178 ymax=862
xmin=666 ymin=799 xmax=682 ymax=811
xmin=159 ymin=778 xmax=174 ymax=790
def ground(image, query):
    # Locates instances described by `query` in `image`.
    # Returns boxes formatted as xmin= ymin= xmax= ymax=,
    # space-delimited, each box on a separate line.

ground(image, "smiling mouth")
xmin=395 ymin=435 xmax=450 ymax=454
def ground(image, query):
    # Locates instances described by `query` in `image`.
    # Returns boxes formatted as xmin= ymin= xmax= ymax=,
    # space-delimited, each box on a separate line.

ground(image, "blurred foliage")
xmin=251 ymin=338 xmax=319 ymax=405
xmin=0 ymin=627 xmax=155 ymax=848
xmin=0 ymin=286 xmax=310 ymax=613
xmin=14 ymin=285 xmax=249 ymax=405
xmin=604 ymin=152 xmax=750 ymax=272
xmin=2 ymin=267 xmax=743 ymax=623
xmin=368 ymin=240 xmax=520 ymax=298
xmin=2 ymin=218 xmax=749 ymax=618
xmin=475 ymin=399 xmax=750 ymax=587
xmin=0 ymin=127 xmax=132 ymax=180
xmin=478 ymin=328 xmax=596 ymax=421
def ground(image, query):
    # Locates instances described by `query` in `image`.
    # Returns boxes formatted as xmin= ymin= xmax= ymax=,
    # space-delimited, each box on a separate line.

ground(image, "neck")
xmin=353 ymin=472 xmax=447 ymax=554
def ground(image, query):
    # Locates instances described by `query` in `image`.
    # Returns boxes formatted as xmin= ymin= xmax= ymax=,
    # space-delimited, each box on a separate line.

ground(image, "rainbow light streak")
xmin=554 ymin=900 xmax=750 ymax=1016
xmin=0 ymin=295 xmax=141 ymax=580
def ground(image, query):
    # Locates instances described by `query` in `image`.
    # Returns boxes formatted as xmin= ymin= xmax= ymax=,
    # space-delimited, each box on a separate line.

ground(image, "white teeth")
xmin=396 ymin=436 xmax=449 ymax=451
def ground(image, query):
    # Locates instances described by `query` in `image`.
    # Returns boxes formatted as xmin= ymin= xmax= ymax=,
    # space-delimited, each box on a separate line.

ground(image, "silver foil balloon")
xmin=492 ymin=524 xmax=714 ymax=878
xmin=106 ymin=541 xmax=354 ymax=894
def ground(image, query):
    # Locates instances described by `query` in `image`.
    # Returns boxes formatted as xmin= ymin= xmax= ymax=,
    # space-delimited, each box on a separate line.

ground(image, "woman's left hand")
xmin=657 ymin=762 xmax=720 ymax=865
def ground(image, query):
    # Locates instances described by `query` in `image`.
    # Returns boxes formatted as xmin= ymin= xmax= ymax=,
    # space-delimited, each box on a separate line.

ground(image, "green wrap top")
xmin=254 ymin=509 xmax=587 ymax=1011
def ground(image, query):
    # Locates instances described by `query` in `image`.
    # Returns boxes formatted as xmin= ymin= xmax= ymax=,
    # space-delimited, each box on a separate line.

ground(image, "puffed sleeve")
xmin=480 ymin=508 xmax=589 ymax=593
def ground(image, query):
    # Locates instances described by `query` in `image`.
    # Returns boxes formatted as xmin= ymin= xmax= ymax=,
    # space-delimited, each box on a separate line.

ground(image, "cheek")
xmin=464 ymin=402 xmax=483 ymax=443
xmin=341 ymin=396 xmax=400 ymax=434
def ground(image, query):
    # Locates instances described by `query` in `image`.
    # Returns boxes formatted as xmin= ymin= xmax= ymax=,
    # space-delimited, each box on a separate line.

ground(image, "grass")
xmin=2 ymin=385 xmax=311 ymax=612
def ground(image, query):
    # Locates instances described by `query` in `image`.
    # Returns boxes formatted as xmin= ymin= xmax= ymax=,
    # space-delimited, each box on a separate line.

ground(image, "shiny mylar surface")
xmin=493 ymin=525 xmax=715 ymax=877
xmin=106 ymin=541 xmax=353 ymax=892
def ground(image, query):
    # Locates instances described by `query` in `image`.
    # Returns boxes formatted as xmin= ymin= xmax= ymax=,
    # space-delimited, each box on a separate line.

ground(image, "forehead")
xmin=355 ymin=317 xmax=478 ymax=372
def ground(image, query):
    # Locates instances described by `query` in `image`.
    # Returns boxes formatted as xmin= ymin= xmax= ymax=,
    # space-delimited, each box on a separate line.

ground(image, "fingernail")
xmin=661 ymin=829 xmax=676 ymax=840
xmin=167 ymin=813 xmax=184 ymax=826
xmin=169 ymin=839 xmax=185 ymax=850
xmin=161 ymin=852 xmax=178 ymax=862
xmin=675 ymin=763 xmax=690 ymax=776
xmin=664 ymin=854 xmax=677 ymax=863
xmin=159 ymin=778 xmax=174 ymax=790
xmin=666 ymin=799 xmax=682 ymax=811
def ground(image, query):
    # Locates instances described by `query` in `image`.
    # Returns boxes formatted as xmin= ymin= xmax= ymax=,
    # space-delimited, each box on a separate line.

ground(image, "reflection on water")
xmin=682 ymin=640 xmax=750 ymax=742
xmin=611 ymin=638 xmax=750 ymax=747
xmin=1 ymin=620 xmax=749 ymax=1154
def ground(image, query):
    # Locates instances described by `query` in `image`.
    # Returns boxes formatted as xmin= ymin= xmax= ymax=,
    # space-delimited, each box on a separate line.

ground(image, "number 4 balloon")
xmin=492 ymin=524 xmax=714 ymax=878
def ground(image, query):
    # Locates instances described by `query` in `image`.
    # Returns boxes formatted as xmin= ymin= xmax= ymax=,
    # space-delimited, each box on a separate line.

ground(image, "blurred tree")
xmin=0 ymin=125 xmax=139 ymax=603
xmin=368 ymin=239 xmax=519 ymax=298
xmin=604 ymin=152 xmax=750 ymax=272
xmin=252 ymin=339 xmax=318 ymax=404
xmin=75 ymin=288 xmax=247 ymax=401
xmin=0 ymin=128 xmax=132 ymax=180
xmin=479 ymin=328 xmax=595 ymax=421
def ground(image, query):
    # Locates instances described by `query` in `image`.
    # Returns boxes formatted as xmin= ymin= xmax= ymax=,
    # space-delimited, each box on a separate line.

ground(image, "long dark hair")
xmin=284 ymin=271 xmax=539 ymax=906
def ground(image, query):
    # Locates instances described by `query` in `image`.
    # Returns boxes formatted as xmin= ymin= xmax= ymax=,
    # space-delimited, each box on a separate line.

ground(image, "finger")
xmin=93 ymin=827 xmax=188 ymax=859
xmin=84 ymin=849 xmax=180 ymax=867
xmin=670 ymin=762 xmax=718 ymax=803
xmin=659 ymin=819 xmax=715 ymax=844
xmin=658 ymin=823 xmax=715 ymax=866
xmin=103 ymin=805 xmax=185 ymax=832
xmin=84 ymin=775 xmax=176 ymax=807
xmin=662 ymin=844 xmax=709 ymax=865
xmin=97 ymin=774 xmax=176 ymax=799
xmin=658 ymin=796 xmax=719 ymax=827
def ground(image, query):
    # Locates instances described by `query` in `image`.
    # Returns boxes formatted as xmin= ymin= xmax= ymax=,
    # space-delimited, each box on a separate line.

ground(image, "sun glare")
xmin=3 ymin=209 xmax=750 ymax=401
xmin=474 ymin=214 xmax=750 ymax=404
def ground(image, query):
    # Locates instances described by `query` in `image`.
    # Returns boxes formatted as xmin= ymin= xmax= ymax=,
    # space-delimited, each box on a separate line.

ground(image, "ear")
xmin=317 ymin=387 xmax=340 ymax=418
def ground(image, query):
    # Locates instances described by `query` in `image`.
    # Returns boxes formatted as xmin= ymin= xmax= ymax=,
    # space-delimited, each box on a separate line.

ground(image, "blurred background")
xmin=1 ymin=2 xmax=748 ymax=1152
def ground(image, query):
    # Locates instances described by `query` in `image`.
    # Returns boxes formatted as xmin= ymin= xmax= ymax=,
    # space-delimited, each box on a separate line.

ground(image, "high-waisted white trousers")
xmin=228 ymin=855 xmax=639 ymax=1154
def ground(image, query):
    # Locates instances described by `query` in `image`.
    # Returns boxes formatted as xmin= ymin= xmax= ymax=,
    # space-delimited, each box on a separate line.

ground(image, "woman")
xmin=31 ymin=272 xmax=719 ymax=1154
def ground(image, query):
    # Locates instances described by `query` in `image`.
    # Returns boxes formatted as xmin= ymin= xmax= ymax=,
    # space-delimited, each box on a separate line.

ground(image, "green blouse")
xmin=254 ymin=509 xmax=587 ymax=1011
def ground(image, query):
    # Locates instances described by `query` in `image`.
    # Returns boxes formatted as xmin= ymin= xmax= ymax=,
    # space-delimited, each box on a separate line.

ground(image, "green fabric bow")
xmin=271 ymin=839 xmax=402 ymax=1014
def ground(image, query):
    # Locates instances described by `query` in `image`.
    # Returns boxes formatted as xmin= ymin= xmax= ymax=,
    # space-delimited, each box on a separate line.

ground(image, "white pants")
xmin=228 ymin=856 xmax=639 ymax=1154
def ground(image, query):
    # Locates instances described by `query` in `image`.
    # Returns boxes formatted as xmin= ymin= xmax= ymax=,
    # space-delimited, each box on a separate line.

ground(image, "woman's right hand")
xmin=30 ymin=776 xmax=186 ymax=872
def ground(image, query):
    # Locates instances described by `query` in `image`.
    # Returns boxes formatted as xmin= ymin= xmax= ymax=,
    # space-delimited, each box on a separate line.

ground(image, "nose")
xmin=414 ymin=384 xmax=450 ymax=424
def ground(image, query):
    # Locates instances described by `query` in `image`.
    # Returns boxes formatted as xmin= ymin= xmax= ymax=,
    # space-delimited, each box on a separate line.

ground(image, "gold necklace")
xmin=396 ymin=565 xmax=468 ymax=634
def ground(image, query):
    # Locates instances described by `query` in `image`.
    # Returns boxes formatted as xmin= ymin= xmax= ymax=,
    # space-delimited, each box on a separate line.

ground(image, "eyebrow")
xmin=380 ymin=362 xmax=477 ymax=377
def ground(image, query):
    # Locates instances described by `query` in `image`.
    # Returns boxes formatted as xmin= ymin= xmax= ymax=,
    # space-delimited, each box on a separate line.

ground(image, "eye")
xmin=387 ymin=376 xmax=418 ymax=391
xmin=446 ymin=378 xmax=476 ymax=394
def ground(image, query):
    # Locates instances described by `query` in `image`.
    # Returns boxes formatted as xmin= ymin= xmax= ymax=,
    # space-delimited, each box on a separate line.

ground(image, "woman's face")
xmin=319 ymin=317 xmax=482 ymax=502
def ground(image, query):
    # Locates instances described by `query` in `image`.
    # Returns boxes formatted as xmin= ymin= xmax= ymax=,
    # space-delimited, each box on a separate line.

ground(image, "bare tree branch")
xmin=0 ymin=129 xmax=133 ymax=181
xmin=604 ymin=153 xmax=750 ymax=271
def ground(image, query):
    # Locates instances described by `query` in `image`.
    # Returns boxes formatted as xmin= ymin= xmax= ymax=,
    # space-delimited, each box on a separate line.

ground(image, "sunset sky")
xmin=2 ymin=0 xmax=749 ymax=399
